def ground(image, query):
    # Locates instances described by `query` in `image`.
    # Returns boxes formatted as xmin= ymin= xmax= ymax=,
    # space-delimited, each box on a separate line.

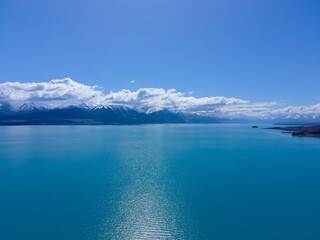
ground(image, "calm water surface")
xmin=1 ymin=124 xmax=320 ymax=239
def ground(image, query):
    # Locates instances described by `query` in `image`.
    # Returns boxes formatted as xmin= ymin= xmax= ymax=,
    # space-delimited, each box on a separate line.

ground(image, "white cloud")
xmin=215 ymin=102 xmax=278 ymax=119
xmin=269 ymin=104 xmax=320 ymax=119
xmin=130 ymin=80 xmax=135 ymax=83
xmin=216 ymin=103 xmax=320 ymax=120
xmin=0 ymin=78 xmax=319 ymax=120
xmin=0 ymin=78 xmax=106 ymax=108
xmin=105 ymin=88 xmax=248 ymax=113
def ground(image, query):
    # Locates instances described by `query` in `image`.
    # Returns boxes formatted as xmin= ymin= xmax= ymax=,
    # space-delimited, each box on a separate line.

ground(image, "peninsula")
xmin=268 ymin=126 xmax=320 ymax=138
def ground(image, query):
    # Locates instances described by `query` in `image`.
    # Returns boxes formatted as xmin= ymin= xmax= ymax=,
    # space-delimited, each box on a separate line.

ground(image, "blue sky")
xmin=0 ymin=0 xmax=319 ymax=106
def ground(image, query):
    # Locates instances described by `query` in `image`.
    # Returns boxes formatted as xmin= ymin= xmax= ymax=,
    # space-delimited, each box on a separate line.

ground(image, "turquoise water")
xmin=1 ymin=124 xmax=320 ymax=239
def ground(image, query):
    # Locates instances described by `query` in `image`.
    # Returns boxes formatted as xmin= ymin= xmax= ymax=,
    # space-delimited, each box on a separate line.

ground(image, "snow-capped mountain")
xmin=0 ymin=101 xmax=221 ymax=125
xmin=0 ymin=101 xmax=319 ymax=125
xmin=18 ymin=102 xmax=46 ymax=113
xmin=0 ymin=102 xmax=15 ymax=115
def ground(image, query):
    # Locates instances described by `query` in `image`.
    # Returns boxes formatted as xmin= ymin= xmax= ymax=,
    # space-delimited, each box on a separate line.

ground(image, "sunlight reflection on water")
xmin=97 ymin=129 xmax=189 ymax=239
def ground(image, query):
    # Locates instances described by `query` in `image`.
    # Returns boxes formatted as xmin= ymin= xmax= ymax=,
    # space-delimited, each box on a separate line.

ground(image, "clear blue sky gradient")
xmin=1 ymin=0 xmax=319 ymax=106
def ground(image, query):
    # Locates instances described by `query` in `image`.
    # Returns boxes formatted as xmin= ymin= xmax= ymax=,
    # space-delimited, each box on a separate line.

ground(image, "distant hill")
xmin=1 ymin=101 xmax=319 ymax=125
xmin=0 ymin=102 xmax=222 ymax=125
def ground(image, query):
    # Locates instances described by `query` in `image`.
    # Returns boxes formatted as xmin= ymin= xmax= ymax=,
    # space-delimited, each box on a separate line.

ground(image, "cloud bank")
xmin=0 ymin=78 xmax=106 ymax=108
xmin=0 ymin=78 xmax=319 ymax=120
xmin=105 ymin=88 xmax=247 ymax=113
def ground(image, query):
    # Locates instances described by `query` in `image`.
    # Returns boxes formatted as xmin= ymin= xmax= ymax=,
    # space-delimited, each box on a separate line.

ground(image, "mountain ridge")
xmin=0 ymin=102 xmax=222 ymax=125
xmin=0 ymin=101 xmax=319 ymax=125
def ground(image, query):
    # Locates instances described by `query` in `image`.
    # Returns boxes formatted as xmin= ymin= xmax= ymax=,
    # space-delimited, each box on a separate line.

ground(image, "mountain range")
xmin=0 ymin=102 xmax=224 ymax=125
xmin=0 ymin=101 xmax=319 ymax=125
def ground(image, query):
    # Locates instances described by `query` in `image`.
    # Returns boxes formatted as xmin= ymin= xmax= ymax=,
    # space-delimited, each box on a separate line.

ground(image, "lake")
xmin=1 ymin=124 xmax=320 ymax=239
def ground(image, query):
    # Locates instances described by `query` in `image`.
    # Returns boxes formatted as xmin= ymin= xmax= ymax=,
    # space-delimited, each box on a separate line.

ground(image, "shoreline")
xmin=267 ymin=126 xmax=320 ymax=138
